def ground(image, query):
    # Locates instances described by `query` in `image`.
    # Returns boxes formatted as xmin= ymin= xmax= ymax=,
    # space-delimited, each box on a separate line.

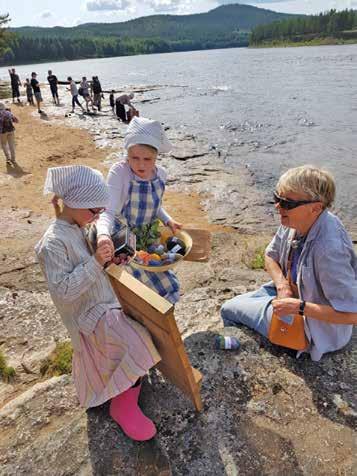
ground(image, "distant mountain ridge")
xmin=11 ymin=5 xmax=296 ymax=40
xmin=3 ymin=4 xmax=298 ymax=65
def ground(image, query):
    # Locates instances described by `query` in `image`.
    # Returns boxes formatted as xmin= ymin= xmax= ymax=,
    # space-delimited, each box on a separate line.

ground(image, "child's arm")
xmin=96 ymin=163 xmax=130 ymax=237
xmin=40 ymin=239 xmax=105 ymax=303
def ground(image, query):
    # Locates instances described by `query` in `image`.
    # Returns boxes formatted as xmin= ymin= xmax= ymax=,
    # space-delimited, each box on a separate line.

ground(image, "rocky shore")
xmin=0 ymin=85 xmax=356 ymax=475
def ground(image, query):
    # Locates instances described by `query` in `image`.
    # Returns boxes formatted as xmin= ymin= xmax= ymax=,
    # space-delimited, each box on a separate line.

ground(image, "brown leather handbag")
xmin=268 ymin=245 xmax=308 ymax=351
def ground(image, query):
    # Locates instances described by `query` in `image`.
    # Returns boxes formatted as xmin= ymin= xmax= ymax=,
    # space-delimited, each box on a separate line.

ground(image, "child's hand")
xmin=167 ymin=219 xmax=183 ymax=234
xmin=95 ymin=242 xmax=113 ymax=267
xmin=97 ymin=234 xmax=114 ymax=252
xmin=112 ymin=253 xmax=133 ymax=266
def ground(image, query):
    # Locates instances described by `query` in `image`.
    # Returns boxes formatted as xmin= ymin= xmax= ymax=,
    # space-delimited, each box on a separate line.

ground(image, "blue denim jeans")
xmin=221 ymin=283 xmax=277 ymax=338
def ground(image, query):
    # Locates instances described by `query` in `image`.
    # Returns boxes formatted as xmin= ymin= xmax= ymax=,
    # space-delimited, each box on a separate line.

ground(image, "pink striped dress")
xmin=35 ymin=219 xmax=161 ymax=409
xmin=73 ymin=309 xmax=161 ymax=408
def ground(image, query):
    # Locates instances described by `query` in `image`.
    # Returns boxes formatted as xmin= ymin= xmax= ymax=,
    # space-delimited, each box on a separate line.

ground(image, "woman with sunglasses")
xmin=221 ymin=165 xmax=357 ymax=361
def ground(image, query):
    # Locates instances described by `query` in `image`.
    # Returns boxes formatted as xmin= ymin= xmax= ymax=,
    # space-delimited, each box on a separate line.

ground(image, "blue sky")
xmin=2 ymin=0 xmax=357 ymax=28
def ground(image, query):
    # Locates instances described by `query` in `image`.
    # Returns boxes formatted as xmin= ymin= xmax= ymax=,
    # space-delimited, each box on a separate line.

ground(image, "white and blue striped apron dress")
xmin=116 ymin=173 xmax=180 ymax=304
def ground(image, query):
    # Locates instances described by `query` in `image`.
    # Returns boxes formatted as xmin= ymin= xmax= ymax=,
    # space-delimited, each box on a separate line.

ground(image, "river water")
xmin=1 ymin=45 xmax=356 ymax=231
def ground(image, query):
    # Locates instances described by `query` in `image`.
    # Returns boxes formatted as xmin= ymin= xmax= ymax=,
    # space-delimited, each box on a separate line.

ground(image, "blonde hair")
xmin=51 ymin=195 xmax=62 ymax=218
xmin=276 ymin=165 xmax=335 ymax=209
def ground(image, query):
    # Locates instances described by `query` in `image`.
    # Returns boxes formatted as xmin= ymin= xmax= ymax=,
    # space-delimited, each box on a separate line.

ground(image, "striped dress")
xmin=35 ymin=219 xmax=161 ymax=408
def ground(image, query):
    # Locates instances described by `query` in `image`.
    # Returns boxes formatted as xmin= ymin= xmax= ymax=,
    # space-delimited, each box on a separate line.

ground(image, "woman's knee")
xmin=221 ymin=298 xmax=243 ymax=327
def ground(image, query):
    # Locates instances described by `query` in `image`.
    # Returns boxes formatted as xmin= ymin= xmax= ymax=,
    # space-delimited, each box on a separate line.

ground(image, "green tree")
xmin=0 ymin=13 xmax=12 ymax=60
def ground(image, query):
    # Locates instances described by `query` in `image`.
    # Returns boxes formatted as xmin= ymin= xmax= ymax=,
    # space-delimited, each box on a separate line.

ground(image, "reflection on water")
xmin=1 ymin=44 xmax=356 ymax=231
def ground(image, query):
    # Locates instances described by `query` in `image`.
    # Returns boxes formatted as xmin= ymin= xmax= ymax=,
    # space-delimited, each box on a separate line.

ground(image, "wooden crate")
xmin=107 ymin=265 xmax=203 ymax=412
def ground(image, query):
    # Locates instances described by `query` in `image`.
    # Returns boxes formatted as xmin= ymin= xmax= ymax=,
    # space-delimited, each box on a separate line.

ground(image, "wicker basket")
xmin=131 ymin=229 xmax=192 ymax=273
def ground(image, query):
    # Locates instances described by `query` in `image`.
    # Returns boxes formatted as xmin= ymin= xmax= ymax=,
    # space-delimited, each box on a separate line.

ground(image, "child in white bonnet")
xmin=96 ymin=116 xmax=183 ymax=304
xmin=35 ymin=165 xmax=161 ymax=441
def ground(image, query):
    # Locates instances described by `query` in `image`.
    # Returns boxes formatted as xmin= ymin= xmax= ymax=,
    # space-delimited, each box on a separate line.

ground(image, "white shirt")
xmin=35 ymin=219 xmax=120 ymax=351
xmin=96 ymin=160 xmax=172 ymax=236
xmin=70 ymin=81 xmax=78 ymax=96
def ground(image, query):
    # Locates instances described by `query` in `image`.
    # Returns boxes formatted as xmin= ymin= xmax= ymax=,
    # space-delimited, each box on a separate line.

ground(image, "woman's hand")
xmin=271 ymin=298 xmax=300 ymax=317
xmin=167 ymin=219 xmax=183 ymax=234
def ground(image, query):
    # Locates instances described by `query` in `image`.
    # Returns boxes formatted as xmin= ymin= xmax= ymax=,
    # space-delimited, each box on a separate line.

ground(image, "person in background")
xmin=8 ymin=68 xmax=21 ymax=104
xmin=79 ymin=76 xmax=95 ymax=113
xmin=221 ymin=165 xmax=357 ymax=361
xmin=115 ymin=92 xmax=134 ymax=123
xmin=25 ymin=78 xmax=34 ymax=106
xmin=109 ymin=90 xmax=115 ymax=113
xmin=0 ymin=102 xmax=19 ymax=166
xmin=30 ymin=72 xmax=43 ymax=114
xmin=47 ymin=70 xmax=60 ymax=105
xmin=91 ymin=76 xmax=103 ymax=112
xmin=67 ymin=76 xmax=84 ymax=114
xmin=35 ymin=165 xmax=161 ymax=441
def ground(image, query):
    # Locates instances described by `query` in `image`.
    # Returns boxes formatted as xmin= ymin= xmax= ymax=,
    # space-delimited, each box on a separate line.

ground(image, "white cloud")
xmin=40 ymin=10 xmax=52 ymax=19
xmin=86 ymin=0 xmax=130 ymax=11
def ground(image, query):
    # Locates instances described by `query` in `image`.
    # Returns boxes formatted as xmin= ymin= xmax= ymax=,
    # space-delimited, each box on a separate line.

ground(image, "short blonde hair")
xmin=276 ymin=165 xmax=335 ymax=208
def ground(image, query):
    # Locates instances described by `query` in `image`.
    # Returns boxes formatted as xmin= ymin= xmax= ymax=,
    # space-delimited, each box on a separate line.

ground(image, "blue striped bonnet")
xmin=44 ymin=165 xmax=109 ymax=209
xmin=124 ymin=116 xmax=172 ymax=153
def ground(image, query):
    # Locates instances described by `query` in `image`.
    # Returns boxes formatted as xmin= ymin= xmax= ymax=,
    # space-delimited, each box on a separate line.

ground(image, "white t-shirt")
xmin=70 ymin=81 xmax=78 ymax=96
xmin=96 ymin=160 xmax=172 ymax=236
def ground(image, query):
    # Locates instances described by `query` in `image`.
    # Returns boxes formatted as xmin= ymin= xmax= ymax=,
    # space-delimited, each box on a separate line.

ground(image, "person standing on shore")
xmin=25 ymin=79 xmax=34 ymax=106
xmin=47 ymin=70 xmax=60 ymax=105
xmin=35 ymin=165 xmax=161 ymax=441
xmin=96 ymin=116 xmax=183 ymax=304
xmin=115 ymin=92 xmax=134 ymax=123
xmin=0 ymin=102 xmax=19 ymax=166
xmin=67 ymin=77 xmax=84 ymax=113
xmin=79 ymin=76 xmax=95 ymax=112
xmin=8 ymin=68 xmax=21 ymax=104
xmin=30 ymin=72 xmax=43 ymax=114
xmin=109 ymin=90 xmax=115 ymax=113
xmin=91 ymin=76 xmax=103 ymax=111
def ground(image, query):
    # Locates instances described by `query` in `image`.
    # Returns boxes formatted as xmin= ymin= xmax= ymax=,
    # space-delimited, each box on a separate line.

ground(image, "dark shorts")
xmin=34 ymin=92 xmax=43 ymax=102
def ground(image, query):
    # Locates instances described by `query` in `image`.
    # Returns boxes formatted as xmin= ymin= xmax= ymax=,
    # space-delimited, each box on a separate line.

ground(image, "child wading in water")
xmin=96 ymin=117 xmax=182 ymax=304
xmin=35 ymin=165 xmax=161 ymax=441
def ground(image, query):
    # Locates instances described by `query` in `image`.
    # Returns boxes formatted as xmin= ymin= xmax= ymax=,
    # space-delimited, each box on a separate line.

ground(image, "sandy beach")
xmin=0 ymin=89 xmax=356 ymax=476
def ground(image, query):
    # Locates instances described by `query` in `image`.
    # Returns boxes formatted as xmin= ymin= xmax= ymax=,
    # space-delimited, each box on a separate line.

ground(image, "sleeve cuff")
xmin=158 ymin=207 xmax=172 ymax=224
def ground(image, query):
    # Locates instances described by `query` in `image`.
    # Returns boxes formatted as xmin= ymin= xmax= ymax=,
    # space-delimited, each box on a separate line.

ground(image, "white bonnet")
xmin=124 ymin=116 xmax=172 ymax=153
xmin=44 ymin=165 xmax=109 ymax=209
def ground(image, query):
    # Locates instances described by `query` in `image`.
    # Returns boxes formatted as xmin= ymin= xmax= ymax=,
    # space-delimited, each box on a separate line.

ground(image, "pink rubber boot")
xmin=109 ymin=382 xmax=156 ymax=441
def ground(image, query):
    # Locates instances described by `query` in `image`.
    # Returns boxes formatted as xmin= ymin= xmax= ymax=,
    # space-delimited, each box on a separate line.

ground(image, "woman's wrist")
xmin=276 ymin=280 xmax=290 ymax=291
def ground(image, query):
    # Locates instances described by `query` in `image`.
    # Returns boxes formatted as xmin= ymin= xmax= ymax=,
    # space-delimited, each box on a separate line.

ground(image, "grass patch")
xmin=250 ymin=245 xmax=266 ymax=270
xmin=241 ymin=238 xmax=269 ymax=270
xmin=0 ymin=350 xmax=16 ymax=382
xmin=40 ymin=341 xmax=73 ymax=377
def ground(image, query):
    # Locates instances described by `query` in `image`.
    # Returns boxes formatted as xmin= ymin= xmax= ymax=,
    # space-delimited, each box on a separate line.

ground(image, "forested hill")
xmin=250 ymin=8 xmax=357 ymax=45
xmin=2 ymin=4 xmax=295 ymax=65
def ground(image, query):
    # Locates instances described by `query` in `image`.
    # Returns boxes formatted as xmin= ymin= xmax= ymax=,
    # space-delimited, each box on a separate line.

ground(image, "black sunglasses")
xmin=273 ymin=192 xmax=318 ymax=210
xmin=89 ymin=208 xmax=105 ymax=216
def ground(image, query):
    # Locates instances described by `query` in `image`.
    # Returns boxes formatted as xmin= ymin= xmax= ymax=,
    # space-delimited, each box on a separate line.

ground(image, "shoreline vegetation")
xmin=250 ymin=36 xmax=357 ymax=48
xmin=250 ymin=9 xmax=357 ymax=47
